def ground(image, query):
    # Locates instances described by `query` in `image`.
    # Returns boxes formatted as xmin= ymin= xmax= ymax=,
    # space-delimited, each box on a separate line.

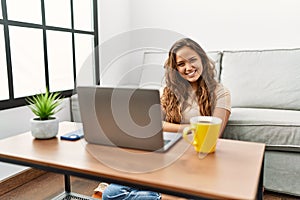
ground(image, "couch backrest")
xmin=100 ymin=51 xmax=145 ymax=87
xmin=139 ymin=51 xmax=167 ymax=89
xmin=221 ymin=49 xmax=300 ymax=110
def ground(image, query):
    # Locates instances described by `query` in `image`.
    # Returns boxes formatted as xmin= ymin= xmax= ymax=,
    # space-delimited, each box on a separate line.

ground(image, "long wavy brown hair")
xmin=161 ymin=38 xmax=218 ymax=123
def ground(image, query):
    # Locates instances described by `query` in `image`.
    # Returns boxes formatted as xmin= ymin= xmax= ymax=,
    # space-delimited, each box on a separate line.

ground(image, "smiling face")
xmin=175 ymin=46 xmax=202 ymax=88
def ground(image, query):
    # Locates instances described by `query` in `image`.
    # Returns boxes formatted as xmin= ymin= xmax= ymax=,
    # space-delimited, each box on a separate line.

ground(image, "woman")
xmin=102 ymin=38 xmax=231 ymax=200
xmin=161 ymin=38 xmax=231 ymax=135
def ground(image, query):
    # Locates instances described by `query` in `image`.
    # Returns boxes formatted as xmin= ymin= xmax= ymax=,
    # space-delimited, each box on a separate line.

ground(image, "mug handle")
xmin=183 ymin=126 xmax=195 ymax=144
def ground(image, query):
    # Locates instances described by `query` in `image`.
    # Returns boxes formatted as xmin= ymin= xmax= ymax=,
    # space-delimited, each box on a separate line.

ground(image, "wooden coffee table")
xmin=0 ymin=121 xmax=265 ymax=200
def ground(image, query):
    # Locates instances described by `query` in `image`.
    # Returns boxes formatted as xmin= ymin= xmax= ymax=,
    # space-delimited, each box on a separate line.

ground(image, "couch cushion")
xmin=222 ymin=108 xmax=300 ymax=148
xmin=70 ymin=94 xmax=81 ymax=122
xmin=100 ymin=51 xmax=144 ymax=87
xmin=207 ymin=51 xmax=222 ymax=82
xmin=264 ymin=151 xmax=300 ymax=196
xmin=221 ymin=49 xmax=300 ymax=110
xmin=139 ymin=51 xmax=222 ymax=89
xmin=139 ymin=51 xmax=167 ymax=89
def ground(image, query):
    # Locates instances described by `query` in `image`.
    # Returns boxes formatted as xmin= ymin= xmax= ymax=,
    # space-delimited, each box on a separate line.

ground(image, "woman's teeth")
xmin=187 ymin=71 xmax=196 ymax=76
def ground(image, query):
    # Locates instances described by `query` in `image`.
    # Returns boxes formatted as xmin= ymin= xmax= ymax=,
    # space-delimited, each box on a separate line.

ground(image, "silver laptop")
xmin=77 ymin=86 xmax=181 ymax=152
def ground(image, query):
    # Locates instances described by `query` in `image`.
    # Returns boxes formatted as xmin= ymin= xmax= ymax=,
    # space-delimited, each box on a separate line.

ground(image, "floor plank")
xmin=0 ymin=171 xmax=299 ymax=200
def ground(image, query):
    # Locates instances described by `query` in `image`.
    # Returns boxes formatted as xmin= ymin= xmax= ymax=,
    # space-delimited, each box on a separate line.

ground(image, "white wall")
xmin=131 ymin=0 xmax=300 ymax=51
xmin=99 ymin=0 xmax=131 ymax=42
xmin=100 ymin=0 xmax=300 ymax=51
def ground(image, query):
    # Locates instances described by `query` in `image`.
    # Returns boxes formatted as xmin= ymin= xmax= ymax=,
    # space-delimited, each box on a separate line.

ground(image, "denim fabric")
xmin=102 ymin=183 xmax=161 ymax=200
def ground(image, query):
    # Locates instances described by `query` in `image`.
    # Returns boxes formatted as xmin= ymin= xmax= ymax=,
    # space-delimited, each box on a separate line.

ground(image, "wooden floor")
xmin=0 ymin=171 xmax=299 ymax=200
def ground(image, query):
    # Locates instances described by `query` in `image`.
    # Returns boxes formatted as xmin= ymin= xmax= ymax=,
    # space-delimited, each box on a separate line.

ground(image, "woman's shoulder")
xmin=215 ymin=83 xmax=230 ymax=95
xmin=214 ymin=83 xmax=231 ymax=111
xmin=215 ymin=83 xmax=231 ymax=99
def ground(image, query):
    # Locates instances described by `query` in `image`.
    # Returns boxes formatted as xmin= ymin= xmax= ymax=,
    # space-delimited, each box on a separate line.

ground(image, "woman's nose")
xmin=185 ymin=62 xmax=193 ymax=70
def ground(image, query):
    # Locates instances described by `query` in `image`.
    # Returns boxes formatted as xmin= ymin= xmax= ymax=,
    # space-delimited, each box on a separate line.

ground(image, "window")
xmin=73 ymin=0 xmax=94 ymax=31
xmin=0 ymin=3 xmax=2 ymax=19
xmin=44 ymin=0 xmax=71 ymax=28
xmin=0 ymin=25 xmax=9 ymax=100
xmin=9 ymin=26 xmax=45 ymax=98
xmin=6 ymin=0 xmax=42 ymax=24
xmin=46 ymin=30 xmax=74 ymax=91
xmin=74 ymin=33 xmax=95 ymax=86
xmin=0 ymin=0 xmax=99 ymax=109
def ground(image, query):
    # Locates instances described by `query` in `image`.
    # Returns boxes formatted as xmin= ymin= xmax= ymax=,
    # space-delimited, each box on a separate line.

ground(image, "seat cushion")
xmin=264 ymin=151 xmax=300 ymax=196
xmin=222 ymin=108 xmax=300 ymax=149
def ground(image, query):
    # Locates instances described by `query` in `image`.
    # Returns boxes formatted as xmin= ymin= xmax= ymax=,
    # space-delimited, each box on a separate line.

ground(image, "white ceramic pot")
xmin=30 ymin=117 xmax=59 ymax=139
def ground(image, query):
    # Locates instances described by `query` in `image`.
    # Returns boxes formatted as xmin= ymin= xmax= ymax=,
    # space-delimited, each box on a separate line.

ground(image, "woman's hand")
xmin=162 ymin=107 xmax=230 ymax=136
xmin=213 ymin=107 xmax=231 ymax=137
xmin=162 ymin=121 xmax=189 ymax=133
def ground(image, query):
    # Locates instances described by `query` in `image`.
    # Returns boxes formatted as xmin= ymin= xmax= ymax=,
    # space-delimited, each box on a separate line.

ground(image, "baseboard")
xmin=0 ymin=168 xmax=46 ymax=196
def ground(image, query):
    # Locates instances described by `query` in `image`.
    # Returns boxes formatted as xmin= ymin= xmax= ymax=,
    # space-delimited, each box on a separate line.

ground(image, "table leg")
xmin=64 ymin=174 xmax=71 ymax=193
xmin=256 ymin=155 xmax=264 ymax=200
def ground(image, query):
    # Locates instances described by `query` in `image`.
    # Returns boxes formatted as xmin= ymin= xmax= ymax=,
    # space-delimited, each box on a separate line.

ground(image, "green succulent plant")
xmin=26 ymin=88 xmax=62 ymax=120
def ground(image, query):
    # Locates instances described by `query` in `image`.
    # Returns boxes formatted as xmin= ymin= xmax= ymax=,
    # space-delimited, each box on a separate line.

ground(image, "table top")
xmin=0 ymin=121 xmax=265 ymax=199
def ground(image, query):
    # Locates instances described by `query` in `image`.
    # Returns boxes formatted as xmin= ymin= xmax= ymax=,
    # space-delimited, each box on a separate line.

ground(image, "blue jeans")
xmin=102 ymin=183 xmax=161 ymax=200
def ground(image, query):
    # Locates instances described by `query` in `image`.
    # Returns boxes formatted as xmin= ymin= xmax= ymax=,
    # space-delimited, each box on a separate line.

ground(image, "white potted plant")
xmin=26 ymin=88 xmax=62 ymax=139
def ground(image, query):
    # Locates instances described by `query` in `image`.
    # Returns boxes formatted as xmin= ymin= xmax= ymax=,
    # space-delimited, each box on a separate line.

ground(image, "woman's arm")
xmin=213 ymin=107 xmax=231 ymax=137
xmin=162 ymin=121 xmax=189 ymax=133
xmin=162 ymin=107 xmax=230 ymax=134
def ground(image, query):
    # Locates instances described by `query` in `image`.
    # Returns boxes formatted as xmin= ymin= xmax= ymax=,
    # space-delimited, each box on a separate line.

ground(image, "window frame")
xmin=0 ymin=0 xmax=99 ymax=110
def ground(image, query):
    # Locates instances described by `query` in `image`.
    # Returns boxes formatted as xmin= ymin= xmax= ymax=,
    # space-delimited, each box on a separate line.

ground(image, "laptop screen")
xmin=77 ymin=86 xmax=166 ymax=151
